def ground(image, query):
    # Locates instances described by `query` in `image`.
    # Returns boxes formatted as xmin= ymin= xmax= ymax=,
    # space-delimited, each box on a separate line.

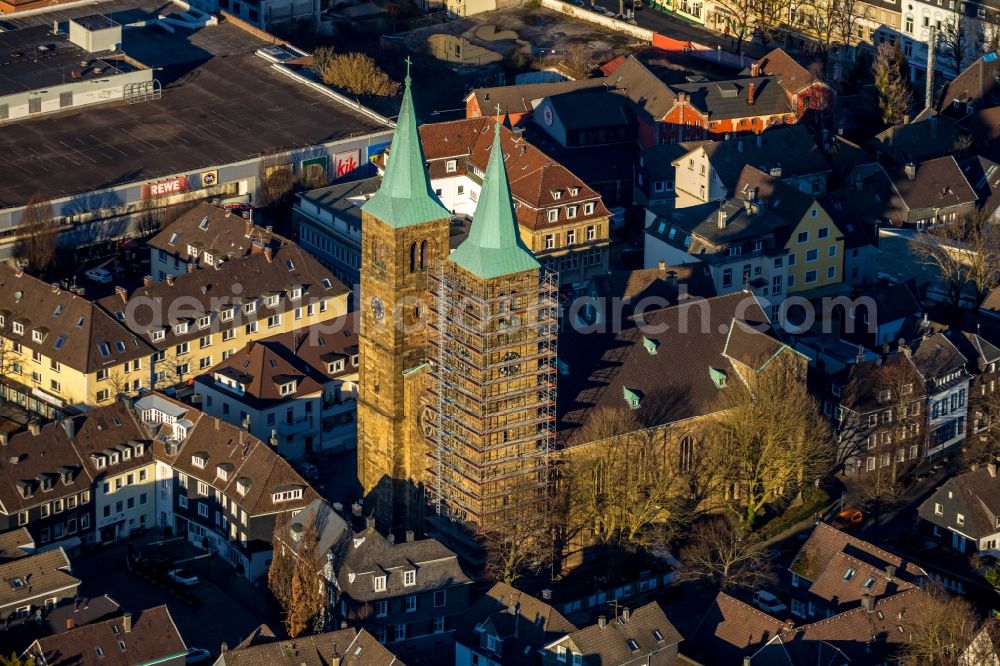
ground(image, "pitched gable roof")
xmin=751 ymin=48 xmax=822 ymax=95
xmin=222 ymin=626 xmax=403 ymax=666
xmin=789 ymin=523 xmax=925 ymax=611
xmin=466 ymin=79 xmax=609 ymax=118
xmin=28 ymin=605 xmax=186 ymax=666
xmin=685 ymin=593 xmax=788 ymax=665
xmin=0 ymin=548 xmax=78 ymax=610
xmin=148 ymin=201 xmax=272 ymax=263
xmin=550 ymin=601 xmax=682 ymax=663
xmin=888 ymin=156 xmax=977 ymax=214
xmin=935 ymin=51 xmax=1000 ymax=113
xmin=918 ymin=463 xmax=1000 ymax=539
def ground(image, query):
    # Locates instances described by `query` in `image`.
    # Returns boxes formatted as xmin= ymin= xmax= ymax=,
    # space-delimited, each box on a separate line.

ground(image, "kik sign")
xmin=142 ymin=176 xmax=190 ymax=199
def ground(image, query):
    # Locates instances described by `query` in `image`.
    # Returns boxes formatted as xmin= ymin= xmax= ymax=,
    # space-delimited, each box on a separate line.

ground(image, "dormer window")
xmin=12 ymin=322 xmax=23 ymax=335
xmin=404 ymin=570 xmax=416 ymax=587
xmin=266 ymin=294 xmax=280 ymax=308
xmin=32 ymin=329 xmax=46 ymax=343
xmin=187 ymin=245 xmax=199 ymax=258
xmin=216 ymin=465 xmax=229 ymax=481
xmin=272 ymin=488 xmax=304 ymax=503
xmin=192 ymin=453 xmax=207 ymax=469
xmin=152 ymin=329 xmax=166 ymax=342
xmin=175 ymin=322 xmax=189 ymax=335
xmin=243 ymin=302 xmax=256 ymax=315
xmin=623 ymin=387 xmax=642 ymax=410
xmin=446 ymin=159 xmax=457 ymax=173
xmin=374 ymin=575 xmax=387 ymax=592
xmin=198 ymin=316 xmax=211 ymax=329
xmin=221 ymin=307 xmax=235 ymax=322
xmin=279 ymin=381 xmax=296 ymax=396
xmin=236 ymin=477 xmax=251 ymax=496
xmin=168 ymin=232 xmax=180 ymax=246
xmin=548 ymin=209 xmax=559 ymax=222
xmin=327 ymin=359 xmax=345 ymax=374
xmin=551 ymin=190 xmax=562 ymax=200
xmin=290 ymin=287 xmax=302 ymax=301
xmin=584 ymin=202 xmax=595 ymax=215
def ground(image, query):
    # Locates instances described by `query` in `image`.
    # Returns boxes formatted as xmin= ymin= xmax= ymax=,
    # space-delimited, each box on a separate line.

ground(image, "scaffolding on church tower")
xmin=426 ymin=263 xmax=559 ymax=532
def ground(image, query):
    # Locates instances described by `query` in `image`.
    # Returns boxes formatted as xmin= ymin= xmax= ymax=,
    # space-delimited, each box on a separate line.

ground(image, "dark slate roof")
xmin=907 ymin=332 xmax=968 ymax=381
xmin=605 ymin=56 xmax=676 ymax=120
xmin=547 ymin=89 xmax=634 ymax=131
xmin=961 ymin=155 xmax=1000 ymax=217
xmin=335 ymin=526 xmax=470 ymax=602
xmin=277 ymin=499 xmax=351 ymax=569
xmin=888 ymin=156 xmax=977 ymax=213
xmin=549 ymin=601 xmax=682 ymax=664
xmin=918 ymin=463 xmax=1000 ymax=539
xmin=679 ymin=125 xmax=829 ymax=194
xmin=832 ymin=354 xmax=923 ymax=415
xmin=642 ymin=143 xmax=688 ymax=182
xmin=592 ymin=264 xmax=717 ymax=312
xmin=455 ymin=583 xmax=577 ymax=663
xmin=819 ymin=170 xmax=894 ymax=247
xmin=467 ymin=79 xmax=610 ymax=118
xmin=936 ymin=52 xmax=1000 ymax=112
xmin=28 ymin=605 xmax=186 ymax=666
xmin=671 ymin=76 xmax=792 ymax=120
xmin=557 ymin=292 xmax=786 ymax=446
xmin=824 ymin=135 xmax=877 ymax=188
xmin=870 ymin=116 xmax=965 ymax=165
xmin=297 ymin=176 xmax=383 ymax=232
xmin=789 ymin=523 xmax=925 ymax=611
xmin=222 ymin=626 xmax=404 ymax=666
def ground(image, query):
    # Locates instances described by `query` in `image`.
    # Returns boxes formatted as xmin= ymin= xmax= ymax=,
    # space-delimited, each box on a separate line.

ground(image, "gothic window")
xmin=409 ymin=242 xmax=418 ymax=273
xmin=679 ymin=436 xmax=694 ymax=473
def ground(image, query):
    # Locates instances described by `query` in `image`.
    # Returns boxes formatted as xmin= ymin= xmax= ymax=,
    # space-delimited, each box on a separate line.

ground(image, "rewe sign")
xmin=142 ymin=176 xmax=189 ymax=199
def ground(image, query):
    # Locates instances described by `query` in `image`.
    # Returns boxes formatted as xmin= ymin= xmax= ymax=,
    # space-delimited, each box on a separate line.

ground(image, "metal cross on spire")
xmin=404 ymin=56 xmax=412 ymax=83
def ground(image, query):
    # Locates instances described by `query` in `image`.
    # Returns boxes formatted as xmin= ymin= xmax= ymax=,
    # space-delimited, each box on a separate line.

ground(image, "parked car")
xmin=752 ymin=590 xmax=788 ymax=615
xmin=832 ymin=507 xmax=864 ymax=530
xmin=168 ymin=568 xmax=200 ymax=586
xmin=592 ymin=5 xmax=612 ymax=15
xmin=186 ymin=648 xmax=211 ymax=664
xmin=84 ymin=268 xmax=113 ymax=283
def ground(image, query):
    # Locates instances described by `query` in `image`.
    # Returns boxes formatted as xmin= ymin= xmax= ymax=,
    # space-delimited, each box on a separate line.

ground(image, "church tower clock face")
xmin=371 ymin=296 xmax=386 ymax=321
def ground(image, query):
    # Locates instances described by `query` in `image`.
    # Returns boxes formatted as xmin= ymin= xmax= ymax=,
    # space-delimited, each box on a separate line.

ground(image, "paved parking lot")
xmin=74 ymin=537 xmax=268 ymax=656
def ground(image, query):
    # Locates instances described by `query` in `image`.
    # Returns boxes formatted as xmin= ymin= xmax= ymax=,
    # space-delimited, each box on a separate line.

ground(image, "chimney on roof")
xmin=622 ymin=608 xmax=631 ymax=622
xmin=900 ymin=342 xmax=911 ymax=357
xmin=0 ymin=433 xmax=7 ymax=447
xmin=658 ymin=259 xmax=667 ymax=276
xmin=885 ymin=564 xmax=896 ymax=581
xmin=405 ymin=529 xmax=415 ymax=542
xmin=245 ymin=220 xmax=254 ymax=238
xmin=747 ymin=82 xmax=756 ymax=105
xmin=14 ymin=267 xmax=22 ymax=278
xmin=743 ymin=658 xmax=752 ymax=666
xmin=28 ymin=421 xmax=40 ymax=436
xmin=221 ymin=643 xmax=228 ymax=654
xmin=365 ymin=515 xmax=375 ymax=531
xmin=187 ymin=263 xmax=195 ymax=274
xmin=751 ymin=61 xmax=761 ymax=77
xmin=989 ymin=461 xmax=997 ymax=477
xmin=61 ymin=418 xmax=74 ymax=440
xmin=115 ymin=286 xmax=127 ymax=304
xmin=861 ymin=594 xmax=875 ymax=613
xmin=166 ymin=274 xmax=175 ymax=287
xmin=718 ymin=208 xmax=728 ymax=229
xmin=143 ymin=275 xmax=152 ymax=287
xmin=769 ymin=166 xmax=782 ymax=178
xmin=541 ymin=588 xmax=552 ymax=600
xmin=598 ymin=616 xmax=607 ymax=629
xmin=123 ymin=612 xmax=132 ymax=633
xmin=387 ymin=533 xmax=395 ymax=544
xmin=856 ymin=344 xmax=865 ymax=364
xmin=264 ymin=246 xmax=274 ymax=263
xmin=66 ymin=618 xmax=74 ymax=631
xmin=904 ymin=162 xmax=917 ymax=181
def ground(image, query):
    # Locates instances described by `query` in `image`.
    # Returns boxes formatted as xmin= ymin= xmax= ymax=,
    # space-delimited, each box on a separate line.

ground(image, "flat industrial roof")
xmin=0 ymin=25 xmax=133 ymax=97
xmin=0 ymin=15 xmax=392 ymax=207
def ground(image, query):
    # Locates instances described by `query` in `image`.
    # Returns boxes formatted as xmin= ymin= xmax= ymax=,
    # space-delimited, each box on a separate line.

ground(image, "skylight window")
xmin=322 ymin=278 xmax=332 ymax=289
xmin=115 ymin=341 xmax=126 ymax=352
xmin=285 ymin=259 xmax=295 ymax=271
xmin=54 ymin=335 xmax=66 ymax=349
xmin=53 ymin=305 xmax=63 ymax=317
xmin=97 ymin=342 xmax=110 ymax=357
xmin=168 ymin=232 xmax=180 ymax=246
xmin=76 ymin=316 xmax=85 ymax=327
xmin=199 ymin=216 xmax=210 ymax=230
xmin=863 ymin=577 xmax=876 ymax=590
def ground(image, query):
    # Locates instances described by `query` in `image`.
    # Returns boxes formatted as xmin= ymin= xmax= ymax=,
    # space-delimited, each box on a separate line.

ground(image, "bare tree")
xmin=940 ymin=10 xmax=971 ymax=77
xmin=268 ymin=518 xmax=295 ymax=612
xmin=562 ymin=42 xmax=593 ymax=80
xmin=562 ymin=409 xmax=693 ymax=571
xmin=874 ymin=42 xmax=913 ymax=125
xmin=900 ymin=587 xmax=982 ymax=666
xmin=968 ymin=384 xmax=1000 ymax=466
xmin=313 ymin=49 xmax=401 ymax=97
xmin=15 ymin=194 xmax=59 ymax=277
xmin=913 ymin=209 xmax=1000 ymax=310
xmin=711 ymin=352 xmax=834 ymax=530
xmin=106 ymin=371 xmax=132 ymax=400
xmin=482 ymin=480 xmax=546 ymax=586
xmin=752 ymin=0 xmax=790 ymax=43
xmin=713 ymin=0 xmax=755 ymax=54
xmin=833 ymin=0 xmax=864 ymax=73
xmin=680 ymin=515 xmax=776 ymax=590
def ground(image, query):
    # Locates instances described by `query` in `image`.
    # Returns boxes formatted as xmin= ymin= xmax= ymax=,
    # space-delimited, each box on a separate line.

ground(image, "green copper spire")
xmin=449 ymin=121 xmax=540 ymax=280
xmin=362 ymin=59 xmax=450 ymax=229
